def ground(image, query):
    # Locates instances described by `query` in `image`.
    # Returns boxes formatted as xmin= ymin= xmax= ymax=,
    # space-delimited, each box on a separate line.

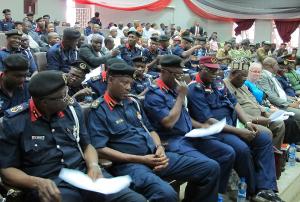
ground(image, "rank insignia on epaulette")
xmin=91 ymin=99 xmax=100 ymax=108
xmin=10 ymin=104 xmax=24 ymax=113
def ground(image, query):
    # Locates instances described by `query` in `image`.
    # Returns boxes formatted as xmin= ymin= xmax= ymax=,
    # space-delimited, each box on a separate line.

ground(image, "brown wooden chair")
xmin=33 ymin=52 xmax=47 ymax=72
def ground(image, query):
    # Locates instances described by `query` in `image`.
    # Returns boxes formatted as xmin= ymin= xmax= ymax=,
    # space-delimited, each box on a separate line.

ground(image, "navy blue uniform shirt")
xmin=144 ymin=79 xmax=192 ymax=139
xmin=86 ymin=71 xmax=107 ymax=98
xmin=119 ymin=44 xmax=142 ymax=66
xmin=276 ymin=75 xmax=296 ymax=97
xmin=131 ymin=76 xmax=151 ymax=95
xmin=46 ymin=43 xmax=78 ymax=73
xmin=0 ymin=48 xmax=37 ymax=73
xmin=0 ymin=100 xmax=90 ymax=185
xmin=0 ymin=74 xmax=30 ymax=117
xmin=157 ymin=46 xmax=172 ymax=55
xmin=0 ymin=19 xmax=14 ymax=31
xmin=88 ymin=92 xmax=156 ymax=156
xmin=187 ymin=77 xmax=238 ymax=126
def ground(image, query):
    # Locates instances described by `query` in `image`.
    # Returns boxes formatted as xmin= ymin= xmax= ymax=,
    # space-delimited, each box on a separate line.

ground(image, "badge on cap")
xmin=10 ymin=105 xmax=23 ymax=113
xmin=79 ymin=62 xmax=87 ymax=69
xmin=62 ymin=73 xmax=68 ymax=85
xmin=211 ymin=57 xmax=218 ymax=64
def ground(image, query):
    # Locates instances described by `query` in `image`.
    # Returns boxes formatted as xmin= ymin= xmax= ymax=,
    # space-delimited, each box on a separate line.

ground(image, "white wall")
xmin=254 ymin=20 xmax=273 ymax=43
xmin=1 ymin=0 xmax=67 ymax=23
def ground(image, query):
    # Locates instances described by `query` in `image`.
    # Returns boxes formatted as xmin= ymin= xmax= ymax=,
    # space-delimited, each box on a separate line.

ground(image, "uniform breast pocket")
xmin=206 ymin=96 xmax=220 ymax=109
xmin=24 ymin=139 xmax=48 ymax=153
xmin=108 ymin=120 xmax=128 ymax=135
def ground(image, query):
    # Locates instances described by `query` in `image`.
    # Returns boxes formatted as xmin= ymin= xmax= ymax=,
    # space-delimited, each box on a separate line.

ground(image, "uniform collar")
xmin=103 ymin=91 xmax=118 ymax=110
xmin=29 ymin=99 xmax=65 ymax=122
xmin=125 ymin=43 xmax=135 ymax=50
xmin=101 ymin=71 xmax=107 ymax=82
xmin=156 ymin=78 xmax=170 ymax=92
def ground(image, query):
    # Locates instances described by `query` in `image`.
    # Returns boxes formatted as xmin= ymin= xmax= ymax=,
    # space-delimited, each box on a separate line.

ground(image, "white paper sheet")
xmin=83 ymin=67 xmax=102 ymax=83
xmin=185 ymin=118 xmax=226 ymax=138
xmin=269 ymin=110 xmax=294 ymax=122
xmin=59 ymin=168 xmax=132 ymax=194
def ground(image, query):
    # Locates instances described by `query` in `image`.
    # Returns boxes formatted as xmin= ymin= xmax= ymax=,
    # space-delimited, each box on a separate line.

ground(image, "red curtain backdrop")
xmin=234 ymin=19 xmax=255 ymax=36
xmin=274 ymin=20 xmax=300 ymax=42
xmin=183 ymin=0 xmax=234 ymax=22
xmin=74 ymin=0 xmax=171 ymax=11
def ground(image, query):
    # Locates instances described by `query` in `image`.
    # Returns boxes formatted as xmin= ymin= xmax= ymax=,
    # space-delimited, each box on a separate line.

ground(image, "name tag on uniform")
xmin=32 ymin=136 xmax=45 ymax=140
xmin=115 ymin=119 xmax=124 ymax=124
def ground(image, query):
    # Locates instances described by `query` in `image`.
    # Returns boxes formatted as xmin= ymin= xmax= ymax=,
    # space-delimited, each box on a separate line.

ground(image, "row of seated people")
xmin=0 ymin=52 xmax=291 ymax=202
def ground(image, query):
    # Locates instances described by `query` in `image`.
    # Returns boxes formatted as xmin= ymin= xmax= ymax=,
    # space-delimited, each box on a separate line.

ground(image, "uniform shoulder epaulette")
xmin=91 ymin=97 xmax=104 ymax=109
xmin=5 ymin=102 xmax=29 ymax=118
xmin=91 ymin=75 xmax=101 ymax=81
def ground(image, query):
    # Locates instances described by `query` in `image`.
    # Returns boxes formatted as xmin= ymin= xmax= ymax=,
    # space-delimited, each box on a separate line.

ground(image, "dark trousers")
xmin=24 ymin=169 xmax=147 ymax=202
xmin=166 ymin=136 xmax=235 ymax=193
xmin=219 ymin=132 xmax=277 ymax=194
xmin=111 ymin=152 xmax=220 ymax=202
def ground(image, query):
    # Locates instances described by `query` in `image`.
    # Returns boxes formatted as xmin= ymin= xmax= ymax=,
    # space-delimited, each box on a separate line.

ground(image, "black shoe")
xmin=253 ymin=190 xmax=285 ymax=202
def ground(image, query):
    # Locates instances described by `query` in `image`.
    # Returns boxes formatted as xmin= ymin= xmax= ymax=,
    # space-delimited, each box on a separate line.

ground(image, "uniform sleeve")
xmin=227 ymin=89 xmax=238 ymax=106
xmin=75 ymin=104 xmax=91 ymax=148
xmin=172 ymin=46 xmax=184 ymax=57
xmin=87 ymin=108 xmax=110 ymax=149
xmin=187 ymin=86 xmax=214 ymax=123
xmin=46 ymin=49 xmax=61 ymax=71
xmin=144 ymin=91 xmax=172 ymax=123
xmin=140 ymin=107 xmax=154 ymax=132
xmin=0 ymin=117 xmax=21 ymax=168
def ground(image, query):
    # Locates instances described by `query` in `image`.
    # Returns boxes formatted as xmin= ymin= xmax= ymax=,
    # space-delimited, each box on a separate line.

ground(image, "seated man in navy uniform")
xmin=143 ymin=55 xmax=235 ymax=198
xmin=0 ymin=9 xmax=14 ymax=32
xmin=187 ymin=56 xmax=283 ymax=201
xmin=87 ymin=58 xmax=126 ymax=98
xmin=0 ymin=29 xmax=36 ymax=73
xmin=276 ymin=58 xmax=298 ymax=97
xmin=88 ymin=63 xmax=220 ymax=202
xmin=157 ymin=35 xmax=173 ymax=55
xmin=172 ymin=36 xmax=202 ymax=73
xmin=0 ymin=54 xmax=30 ymax=117
xmin=47 ymin=28 xmax=81 ymax=73
xmin=118 ymin=30 xmax=142 ymax=66
xmin=142 ymin=36 xmax=160 ymax=78
xmin=0 ymin=70 xmax=146 ymax=202
xmin=66 ymin=60 xmax=94 ymax=102
xmin=131 ymin=56 xmax=152 ymax=97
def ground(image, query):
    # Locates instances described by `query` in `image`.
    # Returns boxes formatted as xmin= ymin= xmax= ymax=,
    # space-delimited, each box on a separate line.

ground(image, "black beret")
xmin=127 ymin=30 xmax=142 ymax=37
xmin=5 ymin=29 xmax=22 ymax=37
xmin=70 ymin=60 xmax=91 ymax=74
xmin=150 ymin=36 xmax=159 ymax=42
xmin=132 ymin=56 xmax=147 ymax=63
xmin=106 ymin=58 xmax=126 ymax=68
xmin=2 ymin=9 xmax=10 ymax=14
xmin=182 ymin=36 xmax=194 ymax=43
xmin=159 ymin=35 xmax=170 ymax=42
xmin=35 ymin=17 xmax=43 ymax=23
xmin=14 ymin=21 xmax=23 ymax=26
xmin=108 ymin=63 xmax=135 ymax=77
xmin=63 ymin=28 xmax=81 ymax=39
xmin=26 ymin=12 xmax=34 ymax=17
xmin=194 ymin=36 xmax=206 ymax=42
xmin=3 ymin=54 xmax=29 ymax=71
xmin=29 ymin=71 xmax=67 ymax=97
xmin=160 ymin=55 xmax=184 ymax=68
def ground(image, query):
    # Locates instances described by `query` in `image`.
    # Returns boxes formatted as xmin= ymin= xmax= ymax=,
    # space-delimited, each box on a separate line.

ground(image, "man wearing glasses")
xmin=0 ymin=70 xmax=146 ymax=202
xmin=144 ymin=55 xmax=235 ymax=200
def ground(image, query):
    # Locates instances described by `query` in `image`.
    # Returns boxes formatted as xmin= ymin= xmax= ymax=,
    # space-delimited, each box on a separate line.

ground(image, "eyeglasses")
xmin=163 ymin=68 xmax=184 ymax=79
xmin=249 ymin=70 xmax=261 ymax=74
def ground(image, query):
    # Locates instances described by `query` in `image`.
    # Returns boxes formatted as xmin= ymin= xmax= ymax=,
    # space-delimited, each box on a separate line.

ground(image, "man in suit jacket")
xmin=189 ymin=22 xmax=203 ymax=36
xmin=256 ymin=57 xmax=300 ymax=128
xmin=79 ymin=35 xmax=118 ymax=69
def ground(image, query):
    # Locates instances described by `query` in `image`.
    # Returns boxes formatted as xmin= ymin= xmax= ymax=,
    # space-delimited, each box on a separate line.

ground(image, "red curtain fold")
xmin=274 ymin=20 xmax=300 ymax=42
xmin=183 ymin=0 xmax=234 ymax=22
xmin=234 ymin=19 xmax=255 ymax=36
xmin=74 ymin=0 xmax=171 ymax=11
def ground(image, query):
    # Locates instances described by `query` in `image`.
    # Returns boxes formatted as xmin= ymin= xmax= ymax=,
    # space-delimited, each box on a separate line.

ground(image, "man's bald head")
xmin=91 ymin=35 xmax=103 ymax=52
xmin=48 ymin=32 xmax=60 ymax=46
xmin=263 ymin=57 xmax=278 ymax=74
